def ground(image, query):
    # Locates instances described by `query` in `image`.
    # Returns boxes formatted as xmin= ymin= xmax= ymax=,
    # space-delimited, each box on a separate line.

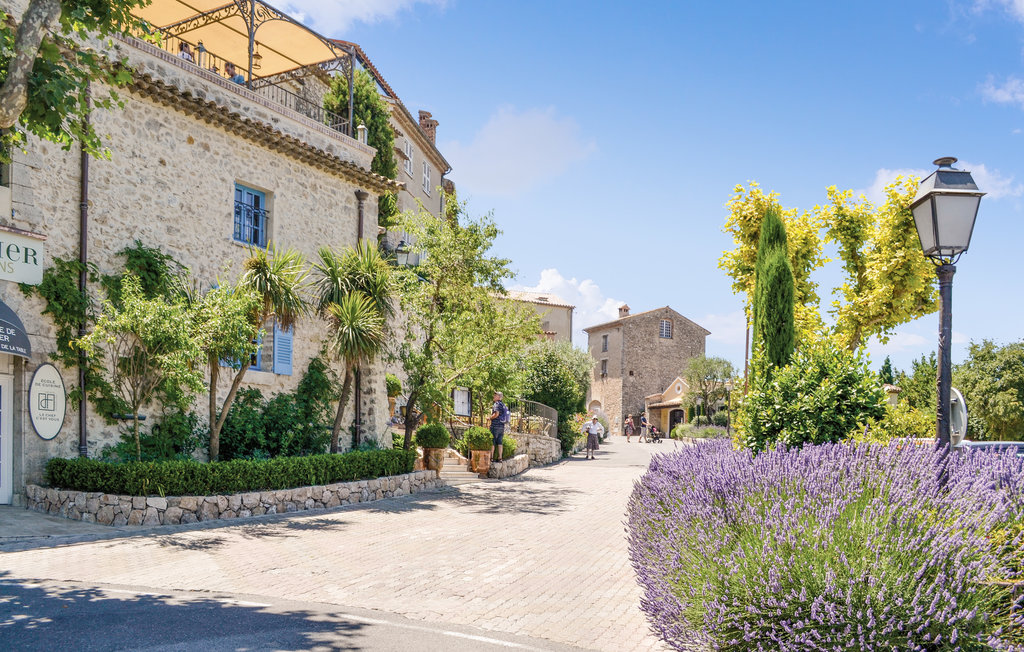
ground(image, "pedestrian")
xmin=624 ymin=414 xmax=635 ymax=443
xmin=581 ymin=416 xmax=604 ymax=460
xmin=224 ymin=61 xmax=246 ymax=84
xmin=490 ymin=391 xmax=510 ymax=462
xmin=178 ymin=41 xmax=195 ymax=63
xmin=639 ymin=413 xmax=649 ymax=442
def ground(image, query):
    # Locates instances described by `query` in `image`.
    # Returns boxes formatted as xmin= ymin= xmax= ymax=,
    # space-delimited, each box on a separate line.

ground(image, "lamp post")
xmin=909 ymin=157 xmax=984 ymax=449
xmin=395 ymin=240 xmax=410 ymax=267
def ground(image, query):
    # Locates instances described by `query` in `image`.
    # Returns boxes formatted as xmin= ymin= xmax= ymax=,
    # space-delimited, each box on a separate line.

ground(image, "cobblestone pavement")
xmin=0 ymin=438 xmax=677 ymax=651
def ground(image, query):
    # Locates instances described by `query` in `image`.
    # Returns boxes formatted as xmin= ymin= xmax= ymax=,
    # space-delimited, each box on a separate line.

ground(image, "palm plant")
xmin=314 ymin=241 xmax=394 ymax=452
xmin=208 ymin=244 xmax=310 ymax=460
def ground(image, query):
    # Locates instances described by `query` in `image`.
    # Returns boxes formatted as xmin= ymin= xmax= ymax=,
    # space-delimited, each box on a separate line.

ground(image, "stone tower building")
xmin=584 ymin=305 xmax=709 ymax=435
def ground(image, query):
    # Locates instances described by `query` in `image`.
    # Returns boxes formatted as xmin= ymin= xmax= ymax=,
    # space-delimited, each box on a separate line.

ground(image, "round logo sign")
xmin=29 ymin=363 xmax=66 ymax=440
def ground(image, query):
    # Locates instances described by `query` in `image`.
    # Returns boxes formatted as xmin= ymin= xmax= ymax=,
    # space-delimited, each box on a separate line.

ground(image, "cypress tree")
xmin=752 ymin=206 xmax=796 ymax=373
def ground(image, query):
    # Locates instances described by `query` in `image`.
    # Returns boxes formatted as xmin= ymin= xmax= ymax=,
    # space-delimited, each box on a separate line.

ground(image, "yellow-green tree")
xmin=720 ymin=177 xmax=938 ymax=352
xmin=719 ymin=183 xmax=825 ymax=341
xmin=817 ymin=177 xmax=938 ymax=351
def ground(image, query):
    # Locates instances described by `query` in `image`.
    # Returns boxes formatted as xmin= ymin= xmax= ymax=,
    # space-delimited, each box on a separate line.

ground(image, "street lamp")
xmin=909 ymin=157 xmax=984 ymax=449
xmin=395 ymin=239 xmax=410 ymax=267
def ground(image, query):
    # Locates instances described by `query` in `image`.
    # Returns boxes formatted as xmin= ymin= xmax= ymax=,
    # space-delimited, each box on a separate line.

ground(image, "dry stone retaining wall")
xmin=25 ymin=471 xmax=443 ymax=527
xmin=511 ymin=432 xmax=562 ymax=466
xmin=487 ymin=454 xmax=529 ymax=479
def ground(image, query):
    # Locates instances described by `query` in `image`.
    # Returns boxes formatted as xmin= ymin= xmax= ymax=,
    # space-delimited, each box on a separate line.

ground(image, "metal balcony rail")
xmin=458 ymin=398 xmax=558 ymax=438
xmin=148 ymin=29 xmax=349 ymax=136
xmin=234 ymin=200 xmax=269 ymax=248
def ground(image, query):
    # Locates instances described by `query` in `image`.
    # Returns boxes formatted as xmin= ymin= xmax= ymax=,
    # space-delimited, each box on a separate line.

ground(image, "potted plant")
xmin=416 ymin=423 xmax=449 ymax=473
xmin=386 ymin=373 xmax=402 ymax=418
xmin=464 ymin=426 xmax=493 ymax=474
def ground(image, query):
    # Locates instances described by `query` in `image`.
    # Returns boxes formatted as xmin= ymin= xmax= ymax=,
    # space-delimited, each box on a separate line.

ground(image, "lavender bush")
xmin=627 ymin=440 xmax=1024 ymax=651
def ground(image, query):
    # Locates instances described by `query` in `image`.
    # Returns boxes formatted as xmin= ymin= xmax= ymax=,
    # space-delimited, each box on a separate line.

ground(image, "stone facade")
xmin=487 ymin=454 xmax=529 ymax=479
xmin=1 ymin=29 xmax=402 ymax=504
xmin=585 ymin=306 xmax=709 ymax=435
xmin=504 ymin=291 xmax=574 ymax=342
xmin=511 ymin=432 xmax=562 ymax=466
xmin=24 ymin=470 xmax=443 ymax=526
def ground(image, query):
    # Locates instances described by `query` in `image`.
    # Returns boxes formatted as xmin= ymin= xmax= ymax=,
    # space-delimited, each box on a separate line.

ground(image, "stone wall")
xmin=487 ymin=454 xmax=528 ymax=479
xmin=24 ymin=470 xmax=443 ymax=526
xmin=510 ymin=432 xmax=562 ymax=466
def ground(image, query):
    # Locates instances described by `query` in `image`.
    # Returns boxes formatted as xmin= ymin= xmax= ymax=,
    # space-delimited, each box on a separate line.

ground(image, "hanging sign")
xmin=0 ymin=298 xmax=31 ymax=359
xmin=0 ymin=228 xmax=44 ymax=285
xmin=30 ymin=363 xmax=66 ymax=440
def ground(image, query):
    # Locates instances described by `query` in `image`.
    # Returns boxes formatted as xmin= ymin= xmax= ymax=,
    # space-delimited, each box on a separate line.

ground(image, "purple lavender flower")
xmin=626 ymin=440 xmax=1024 ymax=651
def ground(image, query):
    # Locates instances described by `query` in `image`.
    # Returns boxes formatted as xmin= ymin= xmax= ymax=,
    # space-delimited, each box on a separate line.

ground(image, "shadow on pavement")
xmin=0 ymin=572 xmax=368 ymax=651
xmin=449 ymin=475 xmax=581 ymax=515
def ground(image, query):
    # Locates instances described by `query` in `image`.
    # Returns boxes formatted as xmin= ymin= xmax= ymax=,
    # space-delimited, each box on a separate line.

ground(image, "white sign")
xmin=30 ymin=363 xmax=66 ymax=440
xmin=0 ymin=229 xmax=44 ymax=285
xmin=453 ymin=387 xmax=471 ymax=417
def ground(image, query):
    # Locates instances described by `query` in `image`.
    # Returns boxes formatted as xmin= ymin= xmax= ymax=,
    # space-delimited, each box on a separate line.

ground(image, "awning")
xmin=133 ymin=0 xmax=351 ymax=80
xmin=0 ymin=299 xmax=31 ymax=359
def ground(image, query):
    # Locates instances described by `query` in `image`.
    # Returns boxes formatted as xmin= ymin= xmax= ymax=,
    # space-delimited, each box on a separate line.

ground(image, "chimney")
xmin=418 ymin=110 xmax=439 ymax=144
xmin=618 ymin=304 xmax=630 ymax=318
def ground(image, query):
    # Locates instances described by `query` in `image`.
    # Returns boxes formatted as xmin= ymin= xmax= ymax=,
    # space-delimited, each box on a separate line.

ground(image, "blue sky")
xmin=286 ymin=0 xmax=1024 ymax=375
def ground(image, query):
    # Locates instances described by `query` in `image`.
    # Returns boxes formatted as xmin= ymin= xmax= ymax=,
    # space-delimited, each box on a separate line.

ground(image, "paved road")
xmin=0 ymin=437 xmax=677 ymax=651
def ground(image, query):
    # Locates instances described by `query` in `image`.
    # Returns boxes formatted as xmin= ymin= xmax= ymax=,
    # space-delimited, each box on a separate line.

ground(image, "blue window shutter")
xmin=251 ymin=332 xmax=263 ymax=371
xmin=273 ymin=323 xmax=293 ymax=375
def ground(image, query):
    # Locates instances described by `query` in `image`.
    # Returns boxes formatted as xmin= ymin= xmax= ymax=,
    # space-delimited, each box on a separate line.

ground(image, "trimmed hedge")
xmin=45 ymin=449 xmax=417 ymax=497
xmin=415 ymin=423 xmax=449 ymax=449
xmin=464 ymin=426 xmax=493 ymax=451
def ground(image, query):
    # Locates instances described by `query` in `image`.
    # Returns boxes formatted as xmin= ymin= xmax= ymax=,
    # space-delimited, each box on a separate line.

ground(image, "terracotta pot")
xmin=388 ymin=396 xmax=396 ymax=417
xmin=424 ymin=447 xmax=445 ymax=473
xmin=470 ymin=449 xmax=492 ymax=474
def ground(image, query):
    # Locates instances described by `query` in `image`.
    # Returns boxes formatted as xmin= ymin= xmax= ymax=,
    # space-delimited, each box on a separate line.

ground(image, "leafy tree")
xmin=818 ymin=179 xmax=938 ymax=351
xmin=740 ymin=340 xmax=886 ymax=452
xmin=0 ymin=0 xmax=147 ymax=159
xmin=720 ymin=177 xmax=938 ymax=352
xmin=75 ymin=274 xmax=204 ymax=461
xmin=324 ymin=69 xmax=398 ymax=226
xmin=207 ymin=245 xmax=309 ymax=460
xmin=683 ymin=356 xmax=734 ymax=418
xmin=719 ymin=183 xmax=825 ymax=342
xmin=751 ymin=206 xmax=795 ymax=373
xmin=880 ymin=356 xmax=894 ymax=385
xmin=954 ymin=340 xmax=1024 ymax=441
xmin=313 ymin=242 xmax=395 ymax=452
xmin=894 ymin=352 xmax=937 ymax=413
xmin=521 ymin=339 xmax=593 ymax=427
xmin=395 ymin=193 xmax=539 ymax=449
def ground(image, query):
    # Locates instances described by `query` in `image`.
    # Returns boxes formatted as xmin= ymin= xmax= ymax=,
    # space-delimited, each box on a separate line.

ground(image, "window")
xmin=404 ymin=139 xmax=414 ymax=176
xmin=659 ymin=319 xmax=673 ymax=339
xmin=541 ymin=320 xmax=550 ymax=332
xmin=250 ymin=332 xmax=263 ymax=371
xmin=601 ymin=334 xmax=608 ymax=352
xmin=600 ymin=359 xmax=608 ymax=376
xmin=422 ymin=161 xmax=432 ymax=195
xmin=234 ymin=184 xmax=268 ymax=247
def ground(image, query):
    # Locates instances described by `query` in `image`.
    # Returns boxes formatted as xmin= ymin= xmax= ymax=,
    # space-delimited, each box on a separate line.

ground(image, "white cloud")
xmin=442 ymin=106 xmax=597 ymax=197
xmin=865 ymin=331 xmax=930 ymax=362
xmin=513 ymin=268 xmax=622 ymax=348
xmin=281 ymin=0 xmax=447 ymax=34
xmin=980 ymin=75 xmax=1024 ymax=107
xmin=974 ymin=0 xmax=1024 ymax=22
xmin=856 ymin=161 xmax=1021 ymax=203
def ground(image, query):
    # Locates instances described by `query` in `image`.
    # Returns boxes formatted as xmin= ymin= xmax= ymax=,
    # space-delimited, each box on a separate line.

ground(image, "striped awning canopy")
xmin=133 ymin=0 xmax=349 ymax=79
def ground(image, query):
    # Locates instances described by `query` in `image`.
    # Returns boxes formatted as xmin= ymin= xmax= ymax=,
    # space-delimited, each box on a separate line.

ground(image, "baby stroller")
xmin=642 ymin=425 xmax=663 ymax=443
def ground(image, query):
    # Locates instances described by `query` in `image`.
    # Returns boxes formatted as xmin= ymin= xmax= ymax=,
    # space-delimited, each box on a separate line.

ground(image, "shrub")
xmin=691 ymin=415 xmax=711 ymax=427
xmin=45 ymin=449 xmax=417 ymax=497
xmin=218 ymin=387 xmax=267 ymax=460
xmin=502 ymin=436 xmax=517 ymax=458
xmin=415 ymin=423 xmax=449 ymax=449
xmin=393 ymin=431 xmax=415 ymax=449
xmin=739 ymin=340 xmax=886 ymax=452
xmin=627 ymin=440 xmax=1024 ymax=650
xmin=671 ymin=424 xmax=728 ymax=440
xmin=670 ymin=423 xmax=693 ymax=440
xmin=385 ymin=373 xmax=402 ymax=397
xmin=464 ymin=426 xmax=493 ymax=451
xmin=100 ymin=410 xmax=203 ymax=462
xmin=858 ymin=402 xmax=935 ymax=444
xmin=711 ymin=411 xmax=729 ymax=428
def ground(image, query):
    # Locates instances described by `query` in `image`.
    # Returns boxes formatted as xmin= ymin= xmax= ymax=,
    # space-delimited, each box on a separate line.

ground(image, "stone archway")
xmin=669 ymin=409 xmax=685 ymax=432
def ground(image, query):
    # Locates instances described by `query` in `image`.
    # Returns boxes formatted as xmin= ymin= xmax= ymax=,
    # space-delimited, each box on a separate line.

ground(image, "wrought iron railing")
xmin=457 ymin=398 xmax=558 ymax=438
xmin=145 ymin=28 xmax=349 ymax=136
xmin=234 ymin=200 xmax=268 ymax=247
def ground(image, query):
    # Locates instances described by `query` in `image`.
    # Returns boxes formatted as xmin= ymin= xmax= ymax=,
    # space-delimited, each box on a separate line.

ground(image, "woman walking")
xmin=624 ymin=414 xmax=635 ymax=443
xmin=582 ymin=416 xmax=604 ymax=460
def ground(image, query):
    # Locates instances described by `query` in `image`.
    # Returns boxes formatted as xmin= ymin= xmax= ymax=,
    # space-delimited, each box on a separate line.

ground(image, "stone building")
xmin=584 ymin=305 xmax=709 ymax=435
xmin=0 ymin=1 xmax=415 ymax=505
xmin=504 ymin=291 xmax=575 ymax=342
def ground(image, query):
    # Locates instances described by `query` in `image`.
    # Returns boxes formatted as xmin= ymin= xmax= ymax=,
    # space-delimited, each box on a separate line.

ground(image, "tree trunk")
xmin=403 ymin=387 xmax=419 ymax=450
xmin=209 ymin=358 xmax=251 ymax=461
xmin=330 ymin=368 xmax=354 ymax=454
xmin=0 ymin=0 xmax=62 ymax=129
xmin=207 ymin=356 xmax=218 ymax=460
xmin=133 ymin=414 xmax=141 ymax=462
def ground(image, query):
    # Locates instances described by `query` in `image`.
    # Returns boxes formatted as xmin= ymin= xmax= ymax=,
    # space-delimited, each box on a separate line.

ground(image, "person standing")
xmin=490 ymin=391 xmax=509 ymax=462
xmin=581 ymin=416 xmax=604 ymax=460
xmin=624 ymin=414 xmax=635 ymax=443
xmin=639 ymin=413 xmax=649 ymax=442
